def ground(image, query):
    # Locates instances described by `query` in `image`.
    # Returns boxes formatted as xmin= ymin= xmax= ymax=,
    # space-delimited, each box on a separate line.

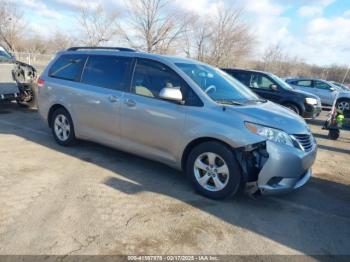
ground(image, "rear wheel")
xmin=284 ymin=103 xmax=300 ymax=115
xmin=51 ymin=108 xmax=76 ymax=146
xmin=186 ymin=141 xmax=242 ymax=200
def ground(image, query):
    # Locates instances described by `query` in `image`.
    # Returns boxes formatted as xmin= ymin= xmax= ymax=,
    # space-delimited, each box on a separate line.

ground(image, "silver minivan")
xmin=37 ymin=47 xmax=317 ymax=199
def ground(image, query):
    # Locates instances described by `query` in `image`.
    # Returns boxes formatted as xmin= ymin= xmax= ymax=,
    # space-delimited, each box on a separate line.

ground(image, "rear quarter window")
xmin=49 ymin=54 xmax=87 ymax=81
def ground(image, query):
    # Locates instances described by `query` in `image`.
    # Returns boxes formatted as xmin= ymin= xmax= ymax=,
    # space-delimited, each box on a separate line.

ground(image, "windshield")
xmin=269 ymin=74 xmax=294 ymax=91
xmin=0 ymin=48 xmax=13 ymax=62
xmin=332 ymin=82 xmax=350 ymax=91
xmin=175 ymin=63 xmax=260 ymax=104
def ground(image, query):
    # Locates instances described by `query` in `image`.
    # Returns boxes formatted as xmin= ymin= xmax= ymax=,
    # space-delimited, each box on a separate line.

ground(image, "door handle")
xmin=108 ymin=95 xmax=119 ymax=103
xmin=124 ymin=98 xmax=136 ymax=107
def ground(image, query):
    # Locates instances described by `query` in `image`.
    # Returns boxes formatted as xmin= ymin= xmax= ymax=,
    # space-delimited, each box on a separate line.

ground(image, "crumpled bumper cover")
xmin=257 ymin=140 xmax=317 ymax=195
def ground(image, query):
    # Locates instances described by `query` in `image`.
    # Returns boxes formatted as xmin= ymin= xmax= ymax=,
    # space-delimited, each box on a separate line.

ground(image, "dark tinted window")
xmin=230 ymin=71 xmax=252 ymax=86
xmin=132 ymin=59 xmax=202 ymax=106
xmin=81 ymin=55 xmax=132 ymax=90
xmin=49 ymin=54 xmax=86 ymax=81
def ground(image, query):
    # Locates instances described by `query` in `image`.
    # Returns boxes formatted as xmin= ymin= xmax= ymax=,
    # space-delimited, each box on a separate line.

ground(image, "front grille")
xmin=293 ymin=134 xmax=314 ymax=152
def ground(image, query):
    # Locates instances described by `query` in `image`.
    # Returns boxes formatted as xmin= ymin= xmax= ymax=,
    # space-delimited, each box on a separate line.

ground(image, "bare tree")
xmin=77 ymin=2 xmax=120 ymax=46
xmin=0 ymin=0 xmax=25 ymax=51
xmin=48 ymin=31 xmax=74 ymax=52
xmin=186 ymin=5 xmax=254 ymax=67
xmin=121 ymin=0 xmax=192 ymax=53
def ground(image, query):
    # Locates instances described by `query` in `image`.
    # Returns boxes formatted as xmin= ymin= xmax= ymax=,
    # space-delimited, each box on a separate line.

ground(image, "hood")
xmin=288 ymin=88 xmax=319 ymax=99
xmin=226 ymin=101 xmax=309 ymax=135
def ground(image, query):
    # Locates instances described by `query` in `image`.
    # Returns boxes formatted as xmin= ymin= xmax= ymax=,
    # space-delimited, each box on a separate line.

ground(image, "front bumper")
xmin=0 ymin=92 xmax=19 ymax=102
xmin=303 ymin=103 xmax=322 ymax=118
xmin=256 ymin=140 xmax=317 ymax=195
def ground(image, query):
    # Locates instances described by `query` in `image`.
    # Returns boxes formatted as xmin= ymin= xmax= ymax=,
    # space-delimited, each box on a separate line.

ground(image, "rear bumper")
xmin=257 ymin=140 xmax=317 ymax=195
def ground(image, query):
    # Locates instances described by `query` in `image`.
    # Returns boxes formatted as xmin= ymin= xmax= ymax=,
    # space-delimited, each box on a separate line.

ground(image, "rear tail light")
xmin=37 ymin=78 xmax=45 ymax=88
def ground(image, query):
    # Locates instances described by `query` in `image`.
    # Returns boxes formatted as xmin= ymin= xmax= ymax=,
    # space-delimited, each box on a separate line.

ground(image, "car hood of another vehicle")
xmin=287 ymin=88 xmax=320 ymax=99
xmin=226 ymin=101 xmax=309 ymax=135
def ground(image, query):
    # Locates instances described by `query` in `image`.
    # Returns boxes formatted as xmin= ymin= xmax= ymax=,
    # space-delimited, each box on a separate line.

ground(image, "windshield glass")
xmin=0 ymin=48 xmax=13 ymax=62
xmin=175 ymin=63 xmax=260 ymax=104
xmin=269 ymin=74 xmax=294 ymax=90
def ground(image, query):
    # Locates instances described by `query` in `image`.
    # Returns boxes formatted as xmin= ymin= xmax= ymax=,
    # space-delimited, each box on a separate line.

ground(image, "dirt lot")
xmin=0 ymin=103 xmax=349 ymax=256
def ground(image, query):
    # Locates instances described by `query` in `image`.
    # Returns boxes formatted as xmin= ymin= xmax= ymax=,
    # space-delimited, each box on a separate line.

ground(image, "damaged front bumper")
xmin=242 ymin=137 xmax=317 ymax=196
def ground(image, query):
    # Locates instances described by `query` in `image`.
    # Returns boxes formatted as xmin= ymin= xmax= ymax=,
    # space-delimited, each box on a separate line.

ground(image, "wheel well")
xmin=283 ymin=102 xmax=302 ymax=113
xmin=181 ymin=137 xmax=234 ymax=171
xmin=47 ymin=104 xmax=66 ymax=128
xmin=337 ymin=98 xmax=350 ymax=102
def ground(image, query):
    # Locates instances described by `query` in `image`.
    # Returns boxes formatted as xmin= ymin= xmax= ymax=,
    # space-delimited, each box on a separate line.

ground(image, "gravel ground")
xmin=0 ymin=103 xmax=349 ymax=256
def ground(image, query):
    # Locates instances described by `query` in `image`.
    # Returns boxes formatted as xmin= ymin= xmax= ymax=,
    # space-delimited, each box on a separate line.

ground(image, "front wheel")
xmin=284 ymin=103 xmax=300 ymax=115
xmin=186 ymin=141 xmax=242 ymax=200
xmin=336 ymin=99 xmax=350 ymax=112
xmin=51 ymin=108 xmax=76 ymax=146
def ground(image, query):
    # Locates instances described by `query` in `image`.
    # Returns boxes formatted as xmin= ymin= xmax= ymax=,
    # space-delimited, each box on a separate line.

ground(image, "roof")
xmin=61 ymin=46 xmax=199 ymax=65
xmin=222 ymin=67 xmax=270 ymax=75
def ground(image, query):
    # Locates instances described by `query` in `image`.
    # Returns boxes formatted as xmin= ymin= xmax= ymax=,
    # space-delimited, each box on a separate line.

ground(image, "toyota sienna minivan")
xmin=37 ymin=47 xmax=317 ymax=199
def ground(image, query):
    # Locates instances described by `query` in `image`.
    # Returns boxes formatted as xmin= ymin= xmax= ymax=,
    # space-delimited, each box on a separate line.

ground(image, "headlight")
xmin=245 ymin=122 xmax=294 ymax=147
xmin=305 ymin=97 xmax=318 ymax=105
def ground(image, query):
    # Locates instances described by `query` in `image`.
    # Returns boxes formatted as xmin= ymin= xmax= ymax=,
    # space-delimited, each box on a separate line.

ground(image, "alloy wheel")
xmin=54 ymin=114 xmax=71 ymax=141
xmin=337 ymin=101 xmax=350 ymax=111
xmin=193 ymin=152 xmax=229 ymax=192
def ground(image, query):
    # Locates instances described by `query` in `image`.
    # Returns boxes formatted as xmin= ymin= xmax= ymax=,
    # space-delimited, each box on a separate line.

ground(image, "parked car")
xmin=37 ymin=47 xmax=317 ymax=199
xmin=222 ymin=68 xmax=321 ymax=118
xmin=0 ymin=46 xmax=19 ymax=102
xmin=286 ymin=78 xmax=350 ymax=112
xmin=0 ymin=45 xmax=37 ymax=106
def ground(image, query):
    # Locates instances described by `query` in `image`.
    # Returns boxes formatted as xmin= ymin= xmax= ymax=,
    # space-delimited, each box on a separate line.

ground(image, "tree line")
xmin=0 ymin=0 xmax=349 ymax=83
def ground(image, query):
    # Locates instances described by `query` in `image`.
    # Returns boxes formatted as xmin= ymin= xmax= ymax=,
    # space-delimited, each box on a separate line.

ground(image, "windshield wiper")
xmin=215 ymin=99 xmax=243 ymax=105
xmin=244 ymin=98 xmax=268 ymax=104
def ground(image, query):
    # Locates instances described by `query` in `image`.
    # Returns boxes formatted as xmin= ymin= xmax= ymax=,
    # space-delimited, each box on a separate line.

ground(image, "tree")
xmin=0 ymin=0 xmax=25 ymax=51
xmin=121 ymin=0 xmax=192 ymax=53
xmin=77 ymin=2 xmax=120 ymax=46
xmin=186 ymin=5 xmax=254 ymax=67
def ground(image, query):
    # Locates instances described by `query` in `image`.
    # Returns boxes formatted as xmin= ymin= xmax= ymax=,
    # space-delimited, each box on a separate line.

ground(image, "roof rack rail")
xmin=66 ymin=47 xmax=137 ymax=52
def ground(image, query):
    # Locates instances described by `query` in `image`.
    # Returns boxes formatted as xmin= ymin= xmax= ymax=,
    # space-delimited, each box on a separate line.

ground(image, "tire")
xmin=328 ymin=129 xmax=340 ymax=140
xmin=186 ymin=141 xmax=242 ymax=200
xmin=16 ymin=85 xmax=36 ymax=108
xmin=51 ymin=108 xmax=76 ymax=146
xmin=336 ymin=99 xmax=350 ymax=112
xmin=284 ymin=103 xmax=300 ymax=115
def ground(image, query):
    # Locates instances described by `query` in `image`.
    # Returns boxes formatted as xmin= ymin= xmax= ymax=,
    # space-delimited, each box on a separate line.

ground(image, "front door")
xmin=249 ymin=73 xmax=281 ymax=102
xmin=120 ymin=58 xmax=187 ymax=164
xmin=313 ymin=80 xmax=337 ymax=106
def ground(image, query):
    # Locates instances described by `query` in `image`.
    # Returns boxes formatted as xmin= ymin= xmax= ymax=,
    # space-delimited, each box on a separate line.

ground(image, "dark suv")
xmin=222 ymin=68 xmax=322 ymax=118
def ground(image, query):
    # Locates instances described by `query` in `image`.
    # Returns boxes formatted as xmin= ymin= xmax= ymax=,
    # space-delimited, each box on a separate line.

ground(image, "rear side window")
xmin=295 ymin=80 xmax=312 ymax=87
xmin=49 ymin=54 xmax=86 ymax=81
xmin=229 ymin=71 xmax=252 ymax=87
xmin=81 ymin=55 xmax=132 ymax=90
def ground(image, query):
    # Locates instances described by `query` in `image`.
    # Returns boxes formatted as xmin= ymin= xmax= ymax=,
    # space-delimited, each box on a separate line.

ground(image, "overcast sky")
xmin=20 ymin=0 xmax=350 ymax=66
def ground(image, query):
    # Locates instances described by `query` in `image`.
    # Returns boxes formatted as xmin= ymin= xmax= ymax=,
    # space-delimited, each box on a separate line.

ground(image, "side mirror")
xmin=330 ymin=87 xmax=336 ymax=92
xmin=159 ymin=87 xmax=183 ymax=103
xmin=270 ymin=84 xmax=278 ymax=91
